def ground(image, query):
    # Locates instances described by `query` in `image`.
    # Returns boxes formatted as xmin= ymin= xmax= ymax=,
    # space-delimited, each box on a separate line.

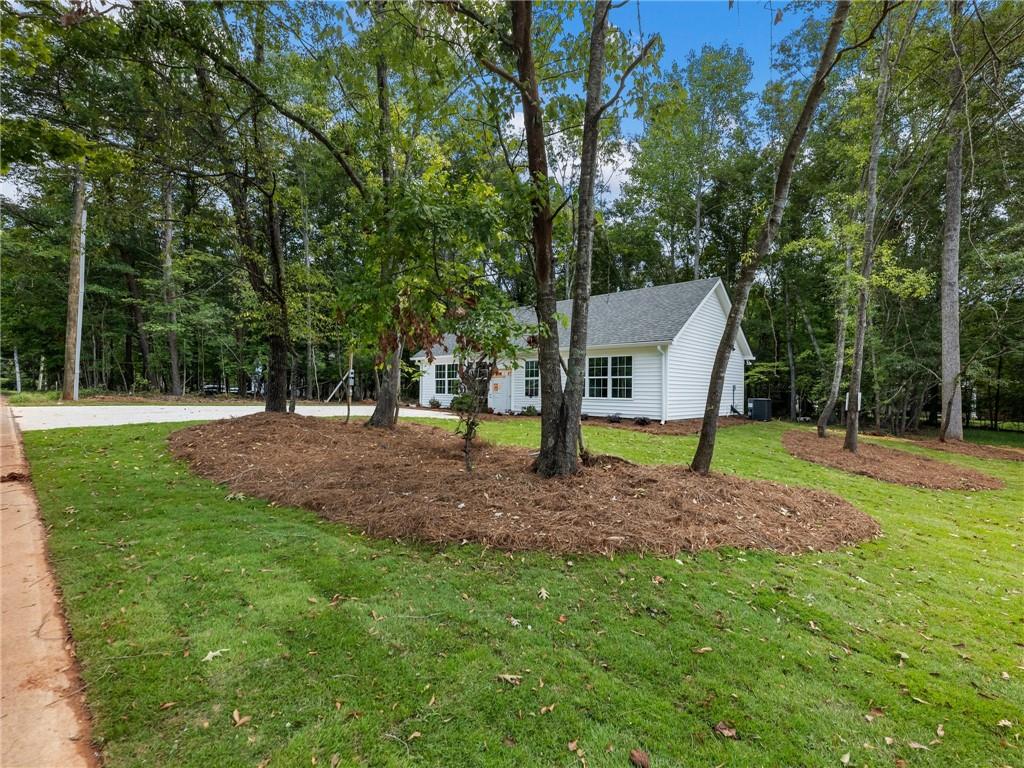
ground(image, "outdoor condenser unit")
xmin=747 ymin=398 xmax=772 ymax=421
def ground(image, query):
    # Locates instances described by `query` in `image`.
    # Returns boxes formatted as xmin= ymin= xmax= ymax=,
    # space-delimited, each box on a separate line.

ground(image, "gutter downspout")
xmin=658 ymin=344 xmax=669 ymax=424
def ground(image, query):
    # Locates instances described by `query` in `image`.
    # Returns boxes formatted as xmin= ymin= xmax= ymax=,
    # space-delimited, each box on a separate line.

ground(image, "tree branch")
xmin=597 ymin=36 xmax=657 ymax=118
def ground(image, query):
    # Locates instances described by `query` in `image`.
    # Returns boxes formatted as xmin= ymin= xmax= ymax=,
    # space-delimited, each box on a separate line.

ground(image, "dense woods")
xmin=3 ymin=1 xmax=1023 ymax=471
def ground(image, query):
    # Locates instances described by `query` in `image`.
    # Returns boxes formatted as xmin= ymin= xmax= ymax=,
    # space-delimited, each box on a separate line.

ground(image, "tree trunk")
xmin=13 ymin=348 xmax=21 ymax=393
xmin=37 ymin=355 xmax=46 ymax=390
xmin=843 ymin=23 xmax=892 ymax=453
xmin=940 ymin=0 xmax=965 ymax=442
xmin=62 ymin=166 xmax=86 ymax=401
xmin=691 ymin=1 xmax=852 ymax=474
xmin=817 ymin=246 xmax=852 ymax=437
xmin=264 ymin=196 xmax=291 ymax=413
xmin=533 ymin=0 xmax=610 ymax=476
xmin=693 ymin=181 xmax=703 ymax=279
xmin=367 ymin=7 xmax=404 ymax=429
xmin=784 ymin=280 xmax=798 ymax=420
xmin=161 ymin=182 xmax=182 ymax=396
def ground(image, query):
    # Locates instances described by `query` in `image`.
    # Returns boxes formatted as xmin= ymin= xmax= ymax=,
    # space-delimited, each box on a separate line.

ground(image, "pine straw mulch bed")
xmin=901 ymin=436 xmax=1024 ymax=462
xmin=782 ymin=430 xmax=1005 ymax=491
xmin=167 ymin=413 xmax=879 ymax=556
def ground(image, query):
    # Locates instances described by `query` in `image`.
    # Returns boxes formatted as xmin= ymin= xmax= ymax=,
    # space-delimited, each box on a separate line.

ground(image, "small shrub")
xmin=634 ymin=416 xmax=651 ymax=426
xmin=429 ymin=397 xmax=441 ymax=409
xmin=521 ymin=405 xmax=539 ymax=417
xmin=606 ymin=413 xmax=622 ymax=424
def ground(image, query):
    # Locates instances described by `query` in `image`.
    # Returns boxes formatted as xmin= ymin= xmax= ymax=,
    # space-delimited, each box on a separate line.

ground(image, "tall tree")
xmin=939 ymin=0 xmax=965 ymax=441
xmin=691 ymin=0 xmax=853 ymax=474
xmin=61 ymin=166 xmax=86 ymax=400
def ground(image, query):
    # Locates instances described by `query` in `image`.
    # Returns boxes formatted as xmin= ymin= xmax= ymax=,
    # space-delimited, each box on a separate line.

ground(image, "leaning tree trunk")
xmin=940 ymin=0 xmax=965 ymax=442
xmin=161 ymin=181 xmax=182 ymax=396
xmin=534 ymin=0 xmax=611 ymax=476
xmin=817 ymin=246 xmax=853 ymax=437
xmin=62 ymin=166 xmax=86 ymax=401
xmin=691 ymin=1 xmax=852 ymax=474
xmin=844 ymin=23 xmax=893 ymax=454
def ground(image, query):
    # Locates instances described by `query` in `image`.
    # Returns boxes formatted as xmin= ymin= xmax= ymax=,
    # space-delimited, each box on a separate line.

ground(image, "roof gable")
xmin=413 ymin=277 xmax=735 ymax=359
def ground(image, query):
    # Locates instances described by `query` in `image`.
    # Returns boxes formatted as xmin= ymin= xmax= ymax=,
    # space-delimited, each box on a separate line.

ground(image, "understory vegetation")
xmin=25 ymin=420 xmax=1023 ymax=768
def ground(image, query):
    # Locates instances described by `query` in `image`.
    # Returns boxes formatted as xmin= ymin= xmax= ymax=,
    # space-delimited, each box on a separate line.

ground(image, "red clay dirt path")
xmin=1 ymin=399 xmax=98 ymax=767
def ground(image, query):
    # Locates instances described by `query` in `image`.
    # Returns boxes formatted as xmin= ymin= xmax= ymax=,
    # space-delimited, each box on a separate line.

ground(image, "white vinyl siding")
xmin=667 ymin=290 xmax=745 ymax=419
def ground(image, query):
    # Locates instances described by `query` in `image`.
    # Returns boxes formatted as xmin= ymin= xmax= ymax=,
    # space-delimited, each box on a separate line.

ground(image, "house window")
xmin=587 ymin=355 xmax=633 ymax=399
xmin=524 ymin=360 xmax=539 ymax=398
xmin=611 ymin=355 xmax=633 ymax=398
xmin=587 ymin=357 xmax=609 ymax=398
xmin=435 ymin=363 xmax=459 ymax=395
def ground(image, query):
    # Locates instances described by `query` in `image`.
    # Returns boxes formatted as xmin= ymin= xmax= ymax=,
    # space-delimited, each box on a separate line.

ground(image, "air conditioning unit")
xmin=747 ymin=398 xmax=772 ymax=421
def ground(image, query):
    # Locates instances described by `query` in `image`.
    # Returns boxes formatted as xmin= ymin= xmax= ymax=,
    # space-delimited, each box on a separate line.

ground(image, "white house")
xmin=412 ymin=277 xmax=756 ymax=423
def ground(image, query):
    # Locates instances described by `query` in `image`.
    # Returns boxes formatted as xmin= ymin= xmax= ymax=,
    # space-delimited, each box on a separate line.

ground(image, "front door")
xmin=487 ymin=369 xmax=512 ymax=413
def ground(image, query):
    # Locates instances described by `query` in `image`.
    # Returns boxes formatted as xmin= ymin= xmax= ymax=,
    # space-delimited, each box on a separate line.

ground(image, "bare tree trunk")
xmin=692 ymin=180 xmax=703 ymax=280
xmin=367 ymin=7 xmax=403 ymax=429
xmin=869 ymin=320 xmax=882 ymax=431
xmin=13 ymin=348 xmax=21 ymax=393
xmin=844 ymin=24 xmax=893 ymax=454
xmin=533 ymin=0 xmax=611 ymax=476
xmin=691 ymin=1 xmax=852 ymax=473
xmin=817 ymin=246 xmax=852 ymax=437
xmin=62 ymin=167 xmax=87 ymax=401
xmin=162 ymin=181 xmax=182 ymax=396
xmin=784 ymin=280 xmax=798 ymax=421
xmin=940 ymin=0 xmax=965 ymax=441
xmin=37 ymin=355 xmax=46 ymax=390
xmin=264 ymin=196 xmax=291 ymax=413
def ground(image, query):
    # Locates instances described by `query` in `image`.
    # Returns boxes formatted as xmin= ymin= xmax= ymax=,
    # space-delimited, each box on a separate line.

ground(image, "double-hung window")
xmin=524 ymin=360 xmax=539 ymax=398
xmin=435 ymin=363 xmax=459 ymax=395
xmin=587 ymin=357 xmax=609 ymax=398
xmin=586 ymin=355 xmax=633 ymax=399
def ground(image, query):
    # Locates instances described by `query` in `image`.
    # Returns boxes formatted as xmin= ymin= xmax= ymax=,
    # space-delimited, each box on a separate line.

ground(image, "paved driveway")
xmin=11 ymin=404 xmax=455 ymax=431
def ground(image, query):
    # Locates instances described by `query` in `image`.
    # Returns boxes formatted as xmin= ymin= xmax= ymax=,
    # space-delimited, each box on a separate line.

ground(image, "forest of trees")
xmin=3 ymin=1 xmax=1023 ymax=471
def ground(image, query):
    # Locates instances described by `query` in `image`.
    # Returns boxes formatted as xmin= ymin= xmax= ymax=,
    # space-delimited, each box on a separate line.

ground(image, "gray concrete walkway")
xmin=12 ymin=404 xmax=455 ymax=431
xmin=1 ymin=399 xmax=98 ymax=767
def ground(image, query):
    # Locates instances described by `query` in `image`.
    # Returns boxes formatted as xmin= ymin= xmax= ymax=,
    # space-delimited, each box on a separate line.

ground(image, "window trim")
xmin=524 ymin=360 xmax=539 ymax=398
xmin=586 ymin=354 xmax=633 ymax=399
xmin=435 ymin=363 xmax=459 ymax=395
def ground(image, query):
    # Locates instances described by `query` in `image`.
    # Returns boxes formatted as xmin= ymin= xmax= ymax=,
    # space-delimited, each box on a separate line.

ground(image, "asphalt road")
xmin=11 ymin=404 xmax=455 ymax=431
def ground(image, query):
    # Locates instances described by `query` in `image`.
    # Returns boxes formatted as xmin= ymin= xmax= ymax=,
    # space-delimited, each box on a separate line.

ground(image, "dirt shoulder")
xmin=169 ymin=413 xmax=879 ymax=556
xmin=782 ymin=430 xmax=1004 ymax=491
xmin=0 ymin=399 xmax=98 ymax=767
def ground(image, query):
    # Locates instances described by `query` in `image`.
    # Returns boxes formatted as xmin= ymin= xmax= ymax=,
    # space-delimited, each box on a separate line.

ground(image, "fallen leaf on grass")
xmin=713 ymin=721 xmax=737 ymax=739
xmin=692 ymin=647 xmax=713 ymax=654
xmin=201 ymin=648 xmax=229 ymax=662
xmin=232 ymin=709 xmax=252 ymax=727
xmin=307 ymin=596 xmax=318 ymax=604
xmin=840 ymin=753 xmax=850 ymax=765
xmin=158 ymin=702 xmax=176 ymax=711
xmin=557 ymin=614 xmax=567 ymax=624
xmin=497 ymin=674 xmax=522 ymax=686
xmin=330 ymin=755 xmax=340 ymax=768
xmin=567 ymin=740 xmax=578 ymax=752
xmin=539 ymin=703 xmax=556 ymax=715
xmin=997 ymin=719 xmax=1012 ymax=728
xmin=936 ymin=724 xmax=944 ymax=737
xmin=908 ymin=741 xmax=929 ymax=750
xmin=538 ymin=587 xmax=549 ymax=600
xmin=629 ymin=748 xmax=650 ymax=768
xmin=408 ymin=731 xmax=421 ymax=740
xmin=864 ymin=707 xmax=885 ymax=722
xmin=884 ymin=737 xmax=894 ymax=746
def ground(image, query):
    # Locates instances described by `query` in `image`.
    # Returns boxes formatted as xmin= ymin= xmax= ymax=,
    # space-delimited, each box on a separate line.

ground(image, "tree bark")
xmin=691 ymin=1 xmax=851 ymax=473
xmin=784 ymin=280 xmax=797 ymax=421
xmin=62 ymin=166 xmax=86 ymax=401
xmin=844 ymin=23 xmax=892 ymax=453
xmin=263 ymin=196 xmax=291 ymax=413
xmin=13 ymin=348 xmax=21 ymax=393
xmin=533 ymin=0 xmax=611 ymax=476
xmin=692 ymin=181 xmax=703 ymax=280
xmin=368 ymin=4 xmax=404 ymax=428
xmin=161 ymin=181 xmax=182 ymax=395
xmin=37 ymin=355 xmax=46 ymax=390
xmin=817 ymin=246 xmax=852 ymax=436
xmin=940 ymin=0 xmax=965 ymax=441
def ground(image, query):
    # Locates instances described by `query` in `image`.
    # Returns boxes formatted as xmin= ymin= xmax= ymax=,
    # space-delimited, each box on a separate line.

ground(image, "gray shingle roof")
xmin=413 ymin=277 xmax=724 ymax=359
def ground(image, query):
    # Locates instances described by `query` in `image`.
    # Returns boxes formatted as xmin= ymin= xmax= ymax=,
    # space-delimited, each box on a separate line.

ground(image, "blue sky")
xmin=613 ymin=1 xmax=807 ymax=94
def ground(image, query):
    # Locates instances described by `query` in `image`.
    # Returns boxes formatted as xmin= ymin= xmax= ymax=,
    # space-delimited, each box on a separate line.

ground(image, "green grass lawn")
xmin=23 ymin=419 xmax=1023 ymax=768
